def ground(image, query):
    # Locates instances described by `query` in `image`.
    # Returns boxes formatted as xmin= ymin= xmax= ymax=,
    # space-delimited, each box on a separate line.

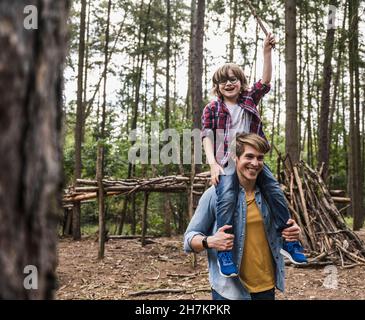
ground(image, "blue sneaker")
xmin=280 ymin=241 xmax=308 ymax=265
xmin=217 ymin=251 xmax=238 ymax=277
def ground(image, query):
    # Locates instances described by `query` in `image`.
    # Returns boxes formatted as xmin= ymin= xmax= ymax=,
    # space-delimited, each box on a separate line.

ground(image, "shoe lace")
xmin=291 ymin=242 xmax=304 ymax=253
xmin=220 ymin=252 xmax=233 ymax=265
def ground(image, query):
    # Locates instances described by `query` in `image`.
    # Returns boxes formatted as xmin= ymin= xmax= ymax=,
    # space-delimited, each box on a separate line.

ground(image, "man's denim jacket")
xmin=183 ymin=185 xmax=285 ymax=300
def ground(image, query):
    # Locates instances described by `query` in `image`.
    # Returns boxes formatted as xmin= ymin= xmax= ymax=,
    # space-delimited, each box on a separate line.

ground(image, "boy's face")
xmin=218 ymin=69 xmax=241 ymax=102
xmin=235 ymin=145 xmax=265 ymax=183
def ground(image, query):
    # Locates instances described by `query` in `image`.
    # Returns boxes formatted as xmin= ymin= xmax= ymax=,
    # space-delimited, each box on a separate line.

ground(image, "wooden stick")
xmin=129 ymin=288 xmax=187 ymax=297
xmin=244 ymin=0 xmax=269 ymax=36
xmin=293 ymin=166 xmax=316 ymax=249
xmin=141 ymin=192 xmax=149 ymax=246
xmin=97 ymin=143 xmax=105 ymax=260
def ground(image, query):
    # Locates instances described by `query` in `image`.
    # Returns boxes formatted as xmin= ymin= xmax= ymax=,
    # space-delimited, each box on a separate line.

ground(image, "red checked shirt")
xmin=201 ymin=80 xmax=270 ymax=166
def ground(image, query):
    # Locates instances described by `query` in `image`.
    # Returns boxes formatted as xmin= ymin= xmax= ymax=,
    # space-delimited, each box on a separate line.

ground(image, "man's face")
xmin=235 ymin=145 xmax=265 ymax=182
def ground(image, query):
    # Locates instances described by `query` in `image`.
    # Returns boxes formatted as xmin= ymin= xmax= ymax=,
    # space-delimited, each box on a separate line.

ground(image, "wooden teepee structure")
xmin=277 ymin=155 xmax=365 ymax=267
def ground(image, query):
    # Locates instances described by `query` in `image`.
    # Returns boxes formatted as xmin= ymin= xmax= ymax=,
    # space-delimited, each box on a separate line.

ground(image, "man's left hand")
xmin=281 ymin=218 xmax=301 ymax=242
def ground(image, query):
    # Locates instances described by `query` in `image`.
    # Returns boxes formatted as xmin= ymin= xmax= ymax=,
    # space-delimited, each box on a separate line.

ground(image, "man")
xmin=184 ymin=133 xmax=303 ymax=300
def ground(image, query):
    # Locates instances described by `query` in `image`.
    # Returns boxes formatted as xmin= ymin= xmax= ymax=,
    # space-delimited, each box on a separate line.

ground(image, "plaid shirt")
xmin=201 ymin=80 xmax=270 ymax=165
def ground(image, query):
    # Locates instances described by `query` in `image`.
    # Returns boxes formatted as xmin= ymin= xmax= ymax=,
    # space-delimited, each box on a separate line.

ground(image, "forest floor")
xmin=56 ymin=229 xmax=365 ymax=300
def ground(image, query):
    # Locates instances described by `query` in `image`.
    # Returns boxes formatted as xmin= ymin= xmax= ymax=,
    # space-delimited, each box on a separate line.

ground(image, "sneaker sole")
xmin=280 ymin=249 xmax=307 ymax=265
xmin=219 ymin=269 xmax=239 ymax=278
xmin=217 ymin=260 xmax=239 ymax=278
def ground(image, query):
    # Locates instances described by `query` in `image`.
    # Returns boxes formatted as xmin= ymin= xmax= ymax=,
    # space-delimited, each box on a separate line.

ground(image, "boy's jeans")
xmin=216 ymin=164 xmax=290 ymax=234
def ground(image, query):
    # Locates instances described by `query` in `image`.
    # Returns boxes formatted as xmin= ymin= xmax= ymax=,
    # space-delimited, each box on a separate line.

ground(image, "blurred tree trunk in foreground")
xmin=0 ymin=1 xmax=69 ymax=299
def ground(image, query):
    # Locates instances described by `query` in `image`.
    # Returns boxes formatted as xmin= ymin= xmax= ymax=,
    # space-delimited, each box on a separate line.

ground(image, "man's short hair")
xmin=233 ymin=133 xmax=270 ymax=158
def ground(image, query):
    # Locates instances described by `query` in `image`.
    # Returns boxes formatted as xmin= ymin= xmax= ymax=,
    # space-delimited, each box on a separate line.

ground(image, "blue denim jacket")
xmin=183 ymin=185 xmax=285 ymax=300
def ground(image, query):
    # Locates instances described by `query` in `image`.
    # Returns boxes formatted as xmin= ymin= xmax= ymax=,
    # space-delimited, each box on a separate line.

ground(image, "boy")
xmin=201 ymin=33 xmax=307 ymax=278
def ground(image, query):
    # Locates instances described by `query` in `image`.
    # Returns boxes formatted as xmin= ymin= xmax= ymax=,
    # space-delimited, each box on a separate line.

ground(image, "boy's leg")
xmin=215 ymin=165 xmax=239 ymax=277
xmin=257 ymin=164 xmax=307 ymax=264
xmin=216 ymin=168 xmax=239 ymax=231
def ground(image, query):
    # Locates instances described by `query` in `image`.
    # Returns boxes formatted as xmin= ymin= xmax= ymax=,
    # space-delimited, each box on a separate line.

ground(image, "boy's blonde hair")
xmin=211 ymin=63 xmax=249 ymax=98
xmin=233 ymin=133 xmax=270 ymax=158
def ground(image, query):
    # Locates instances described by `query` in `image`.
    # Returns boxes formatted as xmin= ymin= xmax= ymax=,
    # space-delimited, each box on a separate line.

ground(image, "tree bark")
xmin=164 ymin=0 xmax=172 ymax=237
xmin=0 ymin=0 xmax=69 ymax=299
xmin=348 ymin=0 xmax=364 ymax=230
xmin=318 ymin=1 xmax=338 ymax=180
xmin=285 ymin=0 xmax=299 ymax=163
xmin=305 ymin=2 xmax=313 ymax=167
xmin=228 ymin=0 xmax=238 ymax=62
xmin=73 ymin=0 xmax=87 ymax=240
xmin=191 ymin=0 xmax=205 ymax=130
xmin=100 ymin=0 xmax=112 ymax=139
xmin=128 ymin=0 xmax=152 ymax=178
xmin=97 ymin=144 xmax=105 ymax=259
xmin=185 ymin=0 xmax=196 ymax=121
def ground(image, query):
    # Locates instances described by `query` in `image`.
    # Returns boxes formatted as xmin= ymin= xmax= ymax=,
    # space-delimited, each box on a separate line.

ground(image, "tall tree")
xmin=128 ymin=0 xmax=152 ymax=178
xmin=0 ymin=0 xmax=69 ymax=298
xmin=100 ymin=0 xmax=112 ymax=139
xmin=191 ymin=0 xmax=205 ymax=130
xmin=98 ymin=0 xmax=112 ymax=259
xmin=318 ymin=0 xmax=338 ymax=180
xmin=305 ymin=1 xmax=313 ymax=167
xmin=228 ymin=0 xmax=238 ymax=62
xmin=328 ymin=1 xmax=347 ymax=151
xmin=73 ymin=0 xmax=87 ymax=240
xmin=186 ymin=0 xmax=196 ymax=121
xmin=164 ymin=0 xmax=172 ymax=236
xmin=285 ymin=0 xmax=299 ymax=163
xmin=348 ymin=0 xmax=364 ymax=230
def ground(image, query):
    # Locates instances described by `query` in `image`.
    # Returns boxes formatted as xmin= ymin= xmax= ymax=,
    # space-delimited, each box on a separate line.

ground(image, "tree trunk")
xmin=82 ymin=0 xmax=91 ymax=144
xmin=228 ymin=0 xmax=238 ymax=62
xmin=185 ymin=0 xmax=196 ymax=121
xmin=164 ymin=0 xmax=172 ymax=237
xmin=318 ymin=1 xmax=338 ymax=180
xmin=100 ymin=0 xmax=111 ymax=139
xmin=285 ymin=0 xmax=299 ymax=163
xmin=191 ymin=0 xmax=205 ymax=130
xmin=141 ymin=192 xmax=149 ymax=246
xmin=128 ymin=0 xmax=152 ymax=178
xmin=0 ymin=0 xmax=69 ymax=299
xmin=328 ymin=2 xmax=347 ymax=149
xmin=73 ymin=0 xmax=87 ymax=240
xmin=348 ymin=0 xmax=364 ymax=230
xmin=97 ymin=144 xmax=105 ymax=259
xmin=298 ymin=4 xmax=303 ymax=153
xmin=305 ymin=2 xmax=313 ymax=167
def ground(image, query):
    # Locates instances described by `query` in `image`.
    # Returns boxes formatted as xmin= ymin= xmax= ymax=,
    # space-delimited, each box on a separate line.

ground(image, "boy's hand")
xmin=264 ymin=32 xmax=276 ymax=52
xmin=210 ymin=163 xmax=225 ymax=186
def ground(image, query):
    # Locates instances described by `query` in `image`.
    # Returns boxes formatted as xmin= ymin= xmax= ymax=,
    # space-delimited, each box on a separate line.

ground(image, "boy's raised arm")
xmin=262 ymin=32 xmax=276 ymax=85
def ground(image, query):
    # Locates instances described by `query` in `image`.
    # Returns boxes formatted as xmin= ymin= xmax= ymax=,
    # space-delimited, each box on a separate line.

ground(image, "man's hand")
xmin=208 ymin=225 xmax=234 ymax=251
xmin=210 ymin=163 xmax=225 ymax=186
xmin=263 ymin=32 xmax=276 ymax=52
xmin=281 ymin=219 xmax=301 ymax=242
